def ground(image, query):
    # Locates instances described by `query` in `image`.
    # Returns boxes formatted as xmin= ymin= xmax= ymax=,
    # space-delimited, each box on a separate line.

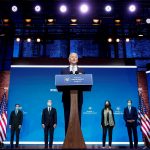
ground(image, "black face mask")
xmin=105 ymin=104 xmax=109 ymax=108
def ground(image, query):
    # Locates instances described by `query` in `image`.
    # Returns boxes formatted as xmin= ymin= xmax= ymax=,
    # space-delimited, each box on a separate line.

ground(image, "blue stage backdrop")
xmin=6 ymin=65 xmax=142 ymax=144
xmin=147 ymin=71 xmax=150 ymax=103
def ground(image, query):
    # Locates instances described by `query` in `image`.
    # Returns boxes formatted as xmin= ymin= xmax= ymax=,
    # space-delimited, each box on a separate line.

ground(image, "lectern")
xmin=55 ymin=74 xmax=93 ymax=149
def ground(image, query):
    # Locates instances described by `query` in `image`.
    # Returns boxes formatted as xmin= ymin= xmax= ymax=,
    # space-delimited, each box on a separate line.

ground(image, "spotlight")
xmin=116 ymin=38 xmax=120 ymax=42
xmin=115 ymin=19 xmax=121 ymax=23
xmin=71 ymin=19 xmax=77 ymax=23
xmin=126 ymin=38 xmax=130 ymax=42
xmin=136 ymin=18 xmax=142 ymax=24
xmin=27 ymin=38 xmax=31 ymax=42
xmin=138 ymin=34 xmax=143 ymax=37
xmin=11 ymin=5 xmax=18 ymax=12
xmin=47 ymin=19 xmax=54 ymax=23
xmin=108 ymin=38 xmax=112 ymax=43
xmin=35 ymin=5 xmax=41 ymax=12
xmin=36 ymin=38 xmax=41 ymax=42
xmin=146 ymin=18 xmax=150 ymax=24
xmin=128 ymin=4 xmax=136 ymax=12
xmin=59 ymin=5 xmax=67 ymax=13
xmin=70 ymin=19 xmax=77 ymax=25
xmin=93 ymin=19 xmax=99 ymax=24
xmin=3 ymin=19 xmax=9 ymax=23
xmin=105 ymin=5 xmax=112 ymax=12
xmin=93 ymin=19 xmax=102 ymax=25
xmin=80 ymin=3 xmax=89 ymax=14
xmin=25 ymin=19 xmax=32 ymax=23
xmin=16 ymin=38 xmax=20 ymax=42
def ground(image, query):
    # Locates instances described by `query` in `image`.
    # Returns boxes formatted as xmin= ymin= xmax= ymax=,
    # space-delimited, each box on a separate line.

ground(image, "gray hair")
xmin=69 ymin=52 xmax=78 ymax=59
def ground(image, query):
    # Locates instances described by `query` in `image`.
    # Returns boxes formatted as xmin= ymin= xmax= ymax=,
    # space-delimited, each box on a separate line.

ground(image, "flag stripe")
xmin=138 ymin=94 xmax=150 ymax=144
xmin=0 ymin=93 xmax=8 ymax=142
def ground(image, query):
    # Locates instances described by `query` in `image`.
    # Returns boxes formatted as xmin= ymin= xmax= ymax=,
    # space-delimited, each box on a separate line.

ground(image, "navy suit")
xmin=9 ymin=110 xmax=23 ymax=148
xmin=42 ymin=107 xmax=57 ymax=148
xmin=61 ymin=66 xmax=84 ymax=134
xmin=123 ymin=106 xmax=138 ymax=148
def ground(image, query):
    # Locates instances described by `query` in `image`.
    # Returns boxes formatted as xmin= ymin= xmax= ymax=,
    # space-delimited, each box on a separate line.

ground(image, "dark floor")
xmin=0 ymin=145 xmax=150 ymax=150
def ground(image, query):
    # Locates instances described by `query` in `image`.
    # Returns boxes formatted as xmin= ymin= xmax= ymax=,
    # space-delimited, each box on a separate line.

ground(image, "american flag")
xmin=0 ymin=92 xmax=8 ymax=142
xmin=138 ymin=94 xmax=150 ymax=144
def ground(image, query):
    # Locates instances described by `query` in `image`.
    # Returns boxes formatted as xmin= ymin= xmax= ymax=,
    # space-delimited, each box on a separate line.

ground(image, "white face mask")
xmin=15 ymin=106 xmax=20 ymax=110
xmin=128 ymin=102 xmax=131 ymax=107
xmin=47 ymin=102 xmax=52 ymax=107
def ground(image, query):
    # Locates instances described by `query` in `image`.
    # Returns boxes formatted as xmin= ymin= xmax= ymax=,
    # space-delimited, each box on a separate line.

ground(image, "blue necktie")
xmin=128 ymin=107 xmax=131 ymax=113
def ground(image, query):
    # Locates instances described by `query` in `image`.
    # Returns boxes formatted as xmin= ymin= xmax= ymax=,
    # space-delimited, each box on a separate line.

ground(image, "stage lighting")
xmin=128 ymin=4 xmax=136 ymax=12
xmin=59 ymin=5 xmax=67 ymax=13
xmin=93 ymin=19 xmax=99 ymax=23
xmin=116 ymin=38 xmax=120 ymax=42
xmin=27 ymin=38 xmax=31 ymax=42
xmin=126 ymin=38 xmax=130 ymax=42
xmin=35 ymin=5 xmax=41 ymax=12
xmin=36 ymin=38 xmax=41 ymax=42
xmin=16 ymin=38 xmax=20 ymax=42
xmin=48 ymin=19 xmax=54 ymax=23
xmin=80 ymin=4 xmax=89 ymax=14
xmin=136 ymin=18 xmax=142 ymax=24
xmin=138 ymin=34 xmax=143 ymax=37
xmin=93 ymin=19 xmax=101 ymax=25
xmin=108 ymin=38 xmax=112 ymax=43
xmin=11 ymin=5 xmax=18 ymax=12
xmin=71 ymin=19 xmax=77 ymax=23
xmin=105 ymin=5 xmax=112 ymax=12
xmin=70 ymin=19 xmax=77 ymax=25
xmin=25 ymin=19 xmax=32 ymax=23
xmin=115 ymin=19 xmax=121 ymax=23
xmin=3 ymin=19 xmax=9 ymax=23
xmin=146 ymin=18 xmax=150 ymax=24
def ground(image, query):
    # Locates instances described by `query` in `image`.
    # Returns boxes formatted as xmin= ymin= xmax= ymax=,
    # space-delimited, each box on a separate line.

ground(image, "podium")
xmin=55 ymin=74 xmax=93 ymax=149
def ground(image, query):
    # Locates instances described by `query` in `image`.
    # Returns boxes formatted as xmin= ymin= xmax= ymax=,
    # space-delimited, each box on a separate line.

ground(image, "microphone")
xmin=75 ymin=71 xmax=79 ymax=74
xmin=69 ymin=71 xmax=79 ymax=74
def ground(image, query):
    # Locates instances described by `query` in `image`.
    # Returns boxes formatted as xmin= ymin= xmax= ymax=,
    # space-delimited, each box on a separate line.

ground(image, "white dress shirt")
xmin=69 ymin=65 xmax=78 ymax=74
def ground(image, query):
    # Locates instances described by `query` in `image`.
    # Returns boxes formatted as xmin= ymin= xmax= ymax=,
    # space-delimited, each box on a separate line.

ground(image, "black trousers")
xmin=44 ymin=126 xmax=54 ymax=148
xmin=63 ymin=99 xmax=82 ymax=135
xmin=102 ymin=125 xmax=113 ymax=147
xmin=10 ymin=128 xmax=20 ymax=148
xmin=127 ymin=125 xmax=138 ymax=148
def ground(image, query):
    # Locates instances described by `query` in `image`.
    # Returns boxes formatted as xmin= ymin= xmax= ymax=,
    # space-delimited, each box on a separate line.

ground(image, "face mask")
xmin=128 ymin=102 xmax=131 ymax=106
xmin=105 ymin=103 xmax=109 ymax=107
xmin=47 ymin=103 xmax=52 ymax=107
xmin=15 ymin=107 xmax=20 ymax=110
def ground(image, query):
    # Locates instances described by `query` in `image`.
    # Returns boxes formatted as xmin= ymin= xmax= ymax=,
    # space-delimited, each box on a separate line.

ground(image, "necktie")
xmin=48 ymin=107 xmax=51 ymax=113
xmin=15 ymin=110 xmax=18 ymax=115
xmin=128 ymin=107 xmax=131 ymax=113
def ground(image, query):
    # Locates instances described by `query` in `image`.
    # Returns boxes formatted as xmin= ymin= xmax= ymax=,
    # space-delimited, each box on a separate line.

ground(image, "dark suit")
xmin=42 ymin=107 xmax=57 ymax=148
xmin=123 ymin=106 xmax=138 ymax=148
xmin=61 ymin=66 xmax=84 ymax=134
xmin=9 ymin=110 xmax=23 ymax=148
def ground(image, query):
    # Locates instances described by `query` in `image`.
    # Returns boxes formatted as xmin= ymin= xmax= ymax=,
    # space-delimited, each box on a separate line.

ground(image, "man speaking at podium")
xmin=61 ymin=52 xmax=84 ymax=134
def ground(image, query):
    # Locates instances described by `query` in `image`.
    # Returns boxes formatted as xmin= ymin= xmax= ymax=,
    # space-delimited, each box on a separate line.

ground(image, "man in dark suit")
xmin=42 ymin=100 xmax=57 ymax=149
xmin=61 ymin=52 xmax=84 ymax=134
xmin=123 ymin=100 xmax=138 ymax=149
xmin=9 ymin=104 xmax=23 ymax=148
